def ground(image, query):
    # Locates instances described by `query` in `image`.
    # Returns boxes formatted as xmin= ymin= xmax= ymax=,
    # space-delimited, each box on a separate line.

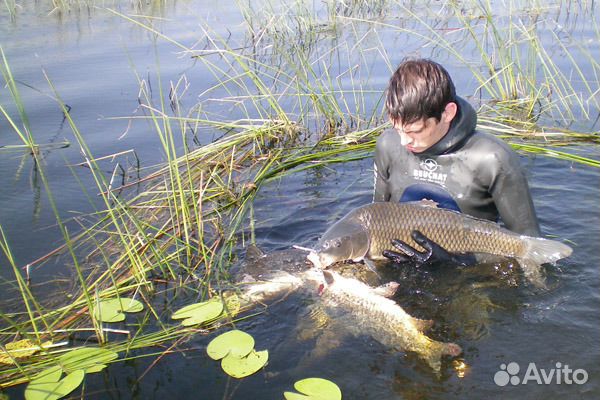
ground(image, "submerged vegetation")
xmin=1 ymin=0 xmax=599 ymax=395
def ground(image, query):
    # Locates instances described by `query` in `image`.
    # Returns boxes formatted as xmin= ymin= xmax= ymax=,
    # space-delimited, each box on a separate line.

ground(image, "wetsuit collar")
xmin=419 ymin=96 xmax=477 ymax=156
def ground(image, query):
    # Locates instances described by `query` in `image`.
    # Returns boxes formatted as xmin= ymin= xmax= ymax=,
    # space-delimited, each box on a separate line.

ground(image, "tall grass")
xmin=1 ymin=0 xmax=599 ymax=391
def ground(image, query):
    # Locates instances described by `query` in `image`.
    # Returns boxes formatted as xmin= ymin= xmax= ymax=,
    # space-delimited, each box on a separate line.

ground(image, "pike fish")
xmin=307 ymin=202 xmax=573 ymax=286
xmin=318 ymin=269 xmax=461 ymax=372
xmin=236 ymin=246 xmax=460 ymax=373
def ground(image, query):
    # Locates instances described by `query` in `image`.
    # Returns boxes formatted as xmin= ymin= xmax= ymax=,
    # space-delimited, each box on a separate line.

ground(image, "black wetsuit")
xmin=374 ymin=97 xmax=541 ymax=237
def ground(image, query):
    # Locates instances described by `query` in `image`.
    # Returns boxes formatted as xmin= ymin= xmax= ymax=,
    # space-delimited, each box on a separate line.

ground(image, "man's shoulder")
xmin=376 ymin=128 xmax=400 ymax=145
xmin=463 ymin=130 xmax=518 ymax=162
xmin=375 ymin=128 xmax=404 ymax=154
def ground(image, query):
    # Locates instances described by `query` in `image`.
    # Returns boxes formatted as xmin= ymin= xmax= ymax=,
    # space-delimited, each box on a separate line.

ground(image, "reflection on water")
xmin=1 ymin=1 xmax=599 ymax=399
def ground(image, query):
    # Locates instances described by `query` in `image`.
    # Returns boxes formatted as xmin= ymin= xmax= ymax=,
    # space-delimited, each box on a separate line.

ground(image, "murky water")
xmin=1 ymin=1 xmax=599 ymax=399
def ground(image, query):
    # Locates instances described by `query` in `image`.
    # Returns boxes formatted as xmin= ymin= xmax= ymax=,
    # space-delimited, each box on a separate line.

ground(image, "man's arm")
xmin=489 ymin=146 xmax=541 ymax=236
xmin=373 ymin=134 xmax=391 ymax=202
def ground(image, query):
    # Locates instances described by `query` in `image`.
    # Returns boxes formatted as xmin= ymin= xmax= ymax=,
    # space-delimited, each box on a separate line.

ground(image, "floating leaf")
xmin=284 ymin=378 xmax=342 ymax=400
xmin=58 ymin=347 xmax=118 ymax=373
xmin=221 ymin=349 xmax=268 ymax=378
xmin=83 ymin=364 xmax=108 ymax=373
xmin=31 ymin=366 xmax=63 ymax=385
xmin=172 ymin=299 xmax=223 ymax=326
xmin=23 ymin=348 xmax=116 ymax=400
xmin=92 ymin=297 xmax=144 ymax=323
xmin=206 ymin=330 xmax=254 ymax=360
xmin=25 ymin=369 xmax=85 ymax=400
xmin=0 ymin=339 xmax=51 ymax=364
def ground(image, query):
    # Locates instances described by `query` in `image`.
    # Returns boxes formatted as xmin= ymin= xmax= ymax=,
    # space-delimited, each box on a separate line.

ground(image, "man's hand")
xmin=382 ymin=230 xmax=473 ymax=267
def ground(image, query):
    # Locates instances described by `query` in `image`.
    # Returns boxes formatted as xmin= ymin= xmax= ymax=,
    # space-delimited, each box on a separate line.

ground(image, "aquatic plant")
xmin=1 ymin=0 xmax=599 ymax=395
xmin=206 ymin=329 xmax=269 ymax=378
xmin=284 ymin=377 xmax=342 ymax=400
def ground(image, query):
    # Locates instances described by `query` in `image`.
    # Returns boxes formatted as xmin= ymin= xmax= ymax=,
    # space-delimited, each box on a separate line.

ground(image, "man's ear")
xmin=443 ymin=102 xmax=458 ymax=123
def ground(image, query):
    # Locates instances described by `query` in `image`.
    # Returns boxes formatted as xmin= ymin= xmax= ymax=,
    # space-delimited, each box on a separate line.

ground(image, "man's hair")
xmin=386 ymin=58 xmax=456 ymax=125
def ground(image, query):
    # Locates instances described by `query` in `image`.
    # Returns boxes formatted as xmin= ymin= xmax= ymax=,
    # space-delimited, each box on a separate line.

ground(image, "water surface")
xmin=1 ymin=1 xmax=599 ymax=399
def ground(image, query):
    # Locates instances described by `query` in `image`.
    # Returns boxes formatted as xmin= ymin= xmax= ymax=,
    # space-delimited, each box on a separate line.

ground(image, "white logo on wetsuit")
xmin=414 ymin=159 xmax=448 ymax=185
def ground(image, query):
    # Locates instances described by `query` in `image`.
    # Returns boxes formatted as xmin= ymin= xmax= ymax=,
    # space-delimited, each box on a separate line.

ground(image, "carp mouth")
xmin=307 ymin=251 xmax=339 ymax=269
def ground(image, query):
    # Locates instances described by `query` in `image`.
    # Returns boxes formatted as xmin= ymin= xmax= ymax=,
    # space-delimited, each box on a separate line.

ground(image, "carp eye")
xmin=333 ymin=239 xmax=341 ymax=248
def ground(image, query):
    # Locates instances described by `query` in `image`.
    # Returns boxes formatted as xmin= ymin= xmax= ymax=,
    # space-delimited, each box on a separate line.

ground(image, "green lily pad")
xmin=284 ymin=378 xmax=342 ymax=400
xmin=92 ymin=297 xmax=144 ymax=323
xmin=25 ymin=369 xmax=85 ymax=400
xmin=58 ymin=347 xmax=118 ymax=373
xmin=221 ymin=349 xmax=268 ymax=378
xmin=172 ymin=299 xmax=224 ymax=326
xmin=206 ymin=330 xmax=254 ymax=360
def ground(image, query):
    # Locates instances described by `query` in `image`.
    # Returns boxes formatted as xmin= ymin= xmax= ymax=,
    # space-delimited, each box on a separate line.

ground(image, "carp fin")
xmin=403 ymin=199 xmax=440 ymax=208
xmin=417 ymin=199 xmax=440 ymax=208
xmin=422 ymin=341 xmax=462 ymax=374
xmin=518 ymin=236 xmax=573 ymax=288
xmin=322 ymin=270 xmax=335 ymax=285
xmin=518 ymin=258 xmax=547 ymax=289
xmin=373 ymin=281 xmax=400 ymax=298
xmin=363 ymin=258 xmax=380 ymax=277
xmin=521 ymin=236 xmax=573 ymax=264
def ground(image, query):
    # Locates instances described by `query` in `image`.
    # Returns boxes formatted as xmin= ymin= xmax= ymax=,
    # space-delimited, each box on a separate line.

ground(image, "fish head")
xmin=307 ymin=222 xmax=370 ymax=269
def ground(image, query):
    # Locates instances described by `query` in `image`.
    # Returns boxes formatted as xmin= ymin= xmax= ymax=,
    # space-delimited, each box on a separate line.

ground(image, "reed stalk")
xmin=1 ymin=0 xmax=599 ymax=390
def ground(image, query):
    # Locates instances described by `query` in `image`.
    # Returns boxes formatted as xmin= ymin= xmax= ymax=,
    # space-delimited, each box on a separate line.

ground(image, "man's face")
xmin=391 ymin=102 xmax=457 ymax=153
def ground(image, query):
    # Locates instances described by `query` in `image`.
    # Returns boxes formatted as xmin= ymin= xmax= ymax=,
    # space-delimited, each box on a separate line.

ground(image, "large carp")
xmin=318 ymin=269 xmax=461 ymax=373
xmin=307 ymin=202 xmax=572 ymax=285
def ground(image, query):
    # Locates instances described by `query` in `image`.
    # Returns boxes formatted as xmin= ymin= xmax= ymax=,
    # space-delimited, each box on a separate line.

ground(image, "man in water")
xmin=374 ymin=58 xmax=540 ymax=265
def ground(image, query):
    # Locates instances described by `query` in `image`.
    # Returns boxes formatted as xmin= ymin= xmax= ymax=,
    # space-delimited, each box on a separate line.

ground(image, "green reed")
xmin=1 ymin=0 xmax=599 ymax=391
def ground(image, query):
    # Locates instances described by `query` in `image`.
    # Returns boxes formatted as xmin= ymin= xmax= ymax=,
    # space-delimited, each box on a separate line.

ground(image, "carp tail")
xmin=422 ymin=340 xmax=462 ymax=374
xmin=522 ymin=236 xmax=573 ymax=264
xmin=518 ymin=237 xmax=573 ymax=288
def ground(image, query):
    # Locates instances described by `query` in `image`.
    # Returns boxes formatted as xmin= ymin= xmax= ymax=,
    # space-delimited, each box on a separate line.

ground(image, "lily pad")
xmin=221 ymin=349 xmax=268 ymax=378
xmin=25 ymin=369 xmax=85 ymax=400
xmin=58 ymin=347 xmax=119 ymax=373
xmin=0 ymin=339 xmax=52 ymax=364
xmin=172 ymin=299 xmax=224 ymax=326
xmin=206 ymin=330 xmax=254 ymax=360
xmin=92 ymin=297 xmax=144 ymax=323
xmin=284 ymin=378 xmax=342 ymax=400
